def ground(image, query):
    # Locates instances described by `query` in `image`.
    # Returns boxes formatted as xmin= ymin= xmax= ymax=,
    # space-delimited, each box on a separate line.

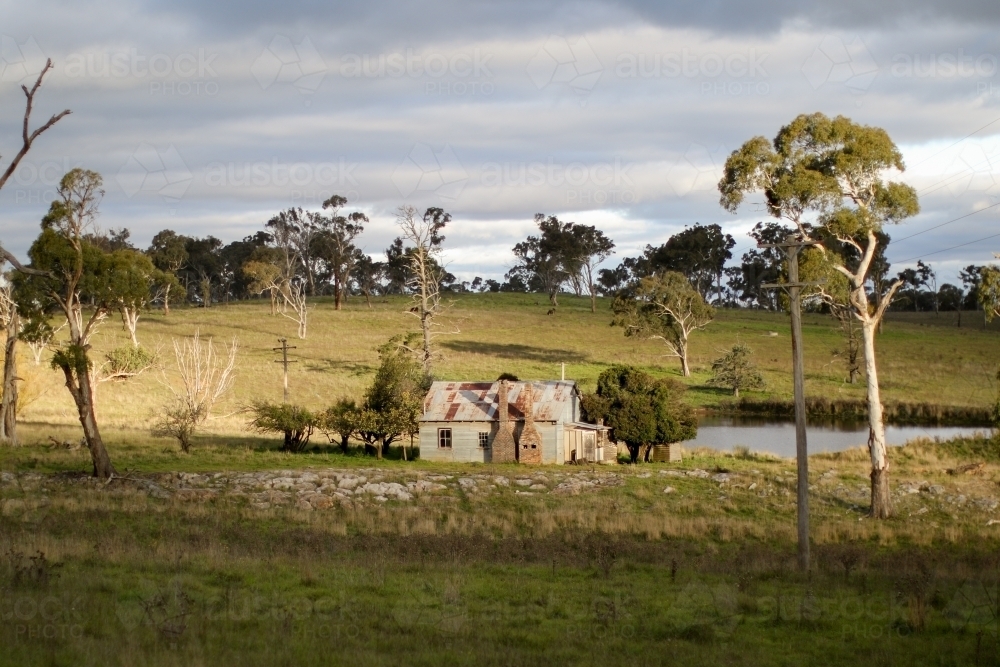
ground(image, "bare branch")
xmin=0 ymin=59 xmax=71 ymax=192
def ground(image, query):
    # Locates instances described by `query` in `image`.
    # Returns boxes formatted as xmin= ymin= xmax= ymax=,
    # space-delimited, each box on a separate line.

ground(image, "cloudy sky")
xmin=2 ymin=0 xmax=1000 ymax=286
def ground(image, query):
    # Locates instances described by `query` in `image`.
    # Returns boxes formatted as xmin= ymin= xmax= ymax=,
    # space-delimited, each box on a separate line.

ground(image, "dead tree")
xmin=0 ymin=59 xmax=71 ymax=447
xmin=396 ymin=206 xmax=456 ymax=374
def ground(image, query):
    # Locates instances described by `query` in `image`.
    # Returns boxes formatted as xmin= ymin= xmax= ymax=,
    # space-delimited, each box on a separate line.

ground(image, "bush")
xmin=103 ymin=344 xmax=157 ymax=381
xmin=151 ymin=400 xmax=204 ymax=453
xmin=247 ymin=401 xmax=317 ymax=453
xmin=707 ymin=342 xmax=765 ymax=397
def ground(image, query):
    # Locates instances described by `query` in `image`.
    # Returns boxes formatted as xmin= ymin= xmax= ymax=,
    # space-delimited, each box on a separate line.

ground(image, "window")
xmin=478 ymin=432 xmax=490 ymax=448
xmin=438 ymin=428 xmax=453 ymax=449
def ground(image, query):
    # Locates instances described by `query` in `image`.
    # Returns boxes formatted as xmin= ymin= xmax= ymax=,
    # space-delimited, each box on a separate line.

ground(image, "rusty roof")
xmin=421 ymin=380 xmax=578 ymax=423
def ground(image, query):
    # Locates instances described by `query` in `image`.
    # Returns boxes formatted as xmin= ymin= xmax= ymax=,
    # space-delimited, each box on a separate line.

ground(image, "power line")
xmin=909 ymin=114 xmax=1000 ymax=170
xmin=892 ymin=231 xmax=1000 ymax=264
xmin=889 ymin=202 xmax=1000 ymax=246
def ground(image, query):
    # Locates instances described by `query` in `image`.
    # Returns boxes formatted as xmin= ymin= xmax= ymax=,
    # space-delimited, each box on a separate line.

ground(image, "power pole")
xmin=762 ymin=234 xmax=821 ymax=572
xmin=273 ymin=338 xmax=297 ymax=403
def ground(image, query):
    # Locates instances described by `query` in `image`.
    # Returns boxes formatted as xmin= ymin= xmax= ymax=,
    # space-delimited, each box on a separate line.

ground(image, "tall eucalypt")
xmin=719 ymin=113 xmax=919 ymax=519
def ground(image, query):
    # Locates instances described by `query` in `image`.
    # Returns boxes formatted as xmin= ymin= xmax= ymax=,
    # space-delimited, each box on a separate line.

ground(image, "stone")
xmin=663 ymin=486 xmax=676 ymax=494
xmin=514 ymin=479 xmax=533 ymax=487
xmin=686 ymin=469 xmax=710 ymax=479
xmin=493 ymin=477 xmax=510 ymax=486
xmin=309 ymin=495 xmax=335 ymax=510
xmin=748 ymin=482 xmax=757 ymax=491
xmin=711 ymin=473 xmax=730 ymax=484
xmin=458 ymin=478 xmax=476 ymax=488
xmin=923 ymin=485 xmax=945 ymax=495
xmin=529 ymin=484 xmax=547 ymax=491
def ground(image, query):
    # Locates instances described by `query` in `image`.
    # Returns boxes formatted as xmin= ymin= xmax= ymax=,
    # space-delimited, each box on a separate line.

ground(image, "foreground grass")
xmin=2 ymin=436 xmax=999 ymax=665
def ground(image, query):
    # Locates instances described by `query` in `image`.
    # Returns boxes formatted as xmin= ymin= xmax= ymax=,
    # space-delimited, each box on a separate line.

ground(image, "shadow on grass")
xmin=440 ymin=340 xmax=588 ymax=363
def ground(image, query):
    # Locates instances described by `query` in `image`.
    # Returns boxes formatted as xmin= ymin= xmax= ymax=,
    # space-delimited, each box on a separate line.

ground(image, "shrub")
xmin=707 ymin=342 xmax=765 ymax=397
xmin=102 ymin=344 xmax=157 ymax=381
xmin=151 ymin=400 xmax=204 ymax=453
xmin=247 ymin=401 xmax=317 ymax=453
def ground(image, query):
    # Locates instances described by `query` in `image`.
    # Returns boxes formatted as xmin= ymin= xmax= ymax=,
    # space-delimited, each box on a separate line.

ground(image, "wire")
xmin=892 ymin=231 xmax=1000 ymax=264
xmin=908 ymin=114 xmax=1000 ymax=170
xmin=889 ymin=202 xmax=1000 ymax=245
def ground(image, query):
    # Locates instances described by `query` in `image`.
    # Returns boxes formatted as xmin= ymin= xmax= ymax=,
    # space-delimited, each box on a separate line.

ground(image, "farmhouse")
xmin=419 ymin=379 xmax=611 ymax=464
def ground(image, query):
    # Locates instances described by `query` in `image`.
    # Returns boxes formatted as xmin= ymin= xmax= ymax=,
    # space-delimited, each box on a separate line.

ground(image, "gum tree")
xmin=14 ymin=169 xmax=151 ymax=478
xmin=611 ymin=271 xmax=715 ymax=377
xmin=719 ymin=113 xmax=919 ymax=518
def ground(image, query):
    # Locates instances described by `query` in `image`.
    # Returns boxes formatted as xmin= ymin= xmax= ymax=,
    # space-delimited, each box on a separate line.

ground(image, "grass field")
xmin=10 ymin=293 xmax=1000 ymax=445
xmin=2 ymin=295 xmax=1000 ymax=665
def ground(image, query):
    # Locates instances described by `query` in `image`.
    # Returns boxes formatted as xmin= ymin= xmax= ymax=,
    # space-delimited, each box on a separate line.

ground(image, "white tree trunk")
xmin=861 ymin=317 xmax=891 ymax=517
xmin=122 ymin=307 xmax=140 ymax=346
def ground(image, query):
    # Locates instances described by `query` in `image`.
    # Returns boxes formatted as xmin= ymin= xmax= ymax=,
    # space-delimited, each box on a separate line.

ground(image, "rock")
xmin=923 ymin=485 xmax=945 ymax=495
xmin=295 ymin=499 xmax=314 ymax=511
xmin=458 ymin=478 xmax=476 ymax=488
xmin=338 ymin=476 xmax=366 ymax=490
xmin=748 ymin=482 xmax=757 ymax=491
xmin=529 ymin=484 xmax=547 ymax=491
xmin=637 ymin=473 xmax=651 ymax=479
xmin=0 ymin=472 xmax=15 ymax=486
xmin=271 ymin=477 xmax=297 ymax=490
xmin=663 ymin=486 xmax=675 ymax=494
xmin=711 ymin=473 xmax=730 ymax=484
xmin=686 ymin=469 xmax=710 ymax=479
xmin=660 ymin=470 xmax=685 ymax=477
xmin=493 ymin=477 xmax=510 ymax=486
xmin=308 ymin=495 xmax=335 ymax=510
xmin=411 ymin=480 xmax=445 ymax=493
xmin=514 ymin=479 xmax=533 ymax=487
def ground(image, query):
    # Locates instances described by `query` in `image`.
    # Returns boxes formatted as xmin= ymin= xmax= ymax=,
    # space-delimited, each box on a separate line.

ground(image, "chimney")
xmin=491 ymin=380 xmax=517 ymax=463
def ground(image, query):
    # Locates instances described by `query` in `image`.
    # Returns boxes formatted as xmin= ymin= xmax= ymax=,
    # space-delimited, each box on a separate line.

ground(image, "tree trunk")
xmin=590 ymin=288 xmax=597 ymax=314
xmin=0 ymin=312 xmax=19 ymax=446
xmin=335 ymin=289 xmax=343 ymax=311
xmin=550 ymin=290 xmax=559 ymax=307
xmin=364 ymin=291 xmax=372 ymax=309
xmin=61 ymin=364 xmax=115 ymax=479
xmin=861 ymin=319 xmax=891 ymax=518
xmin=163 ymin=283 xmax=171 ymax=316
xmin=679 ymin=341 xmax=691 ymax=377
xmin=122 ymin=307 xmax=139 ymax=346
xmin=421 ymin=312 xmax=432 ymax=375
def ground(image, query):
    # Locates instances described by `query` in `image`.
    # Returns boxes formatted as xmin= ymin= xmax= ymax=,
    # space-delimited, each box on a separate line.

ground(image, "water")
xmin=686 ymin=415 xmax=991 ymax=458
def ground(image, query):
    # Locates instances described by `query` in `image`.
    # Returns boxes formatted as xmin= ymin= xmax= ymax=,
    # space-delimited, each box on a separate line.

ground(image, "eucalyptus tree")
xmin=13 ymin=169 xmax=153 ymax=478
xmin=312 ymin=195 xmax=369 ymax=310
xmin=611 ymin=271 xmax=714 ymax=377
xmin=146 ymin=230 xmax=188 ymax=314
xmin=719 ymin=113 xmax=920 ymax=518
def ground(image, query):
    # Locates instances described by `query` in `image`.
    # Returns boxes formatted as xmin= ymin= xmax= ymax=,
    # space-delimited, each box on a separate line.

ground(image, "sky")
xmin=2 ymin=0 xmax=1000 ymax=287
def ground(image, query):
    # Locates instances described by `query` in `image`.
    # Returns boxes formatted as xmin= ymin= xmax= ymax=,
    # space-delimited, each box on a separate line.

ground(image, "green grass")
xmin=12 ymin=294 xmax=1000 ymax=447
xmin=2 ymin=295 xmax=1000 ymax=665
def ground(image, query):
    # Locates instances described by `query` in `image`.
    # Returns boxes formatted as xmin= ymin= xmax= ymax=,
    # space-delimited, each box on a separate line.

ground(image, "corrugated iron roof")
xmin=421 ymin=380 xmax=578 ymax=423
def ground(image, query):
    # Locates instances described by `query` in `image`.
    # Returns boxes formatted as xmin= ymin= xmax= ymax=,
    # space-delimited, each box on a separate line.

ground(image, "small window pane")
xmin=478 ymin=432 xmax=490 ymax=448
xmin=438 ymin=428 xmax=452 ymax=448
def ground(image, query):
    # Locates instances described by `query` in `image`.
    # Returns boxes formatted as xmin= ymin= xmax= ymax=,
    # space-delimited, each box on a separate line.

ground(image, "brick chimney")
xmin=491 ymin=380 xmax=517 ymax=463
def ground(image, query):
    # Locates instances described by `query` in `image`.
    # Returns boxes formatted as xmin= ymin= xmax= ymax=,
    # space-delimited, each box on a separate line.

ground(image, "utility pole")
xmin=273 ymin=338 xmax=297 ymax=403
xmin=762 ymin=234 xmax=821 ymax=572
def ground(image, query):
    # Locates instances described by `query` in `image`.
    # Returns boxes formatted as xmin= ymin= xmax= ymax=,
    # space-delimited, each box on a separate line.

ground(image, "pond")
xmin=685 ymin=415 xmax=991 ymax=458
